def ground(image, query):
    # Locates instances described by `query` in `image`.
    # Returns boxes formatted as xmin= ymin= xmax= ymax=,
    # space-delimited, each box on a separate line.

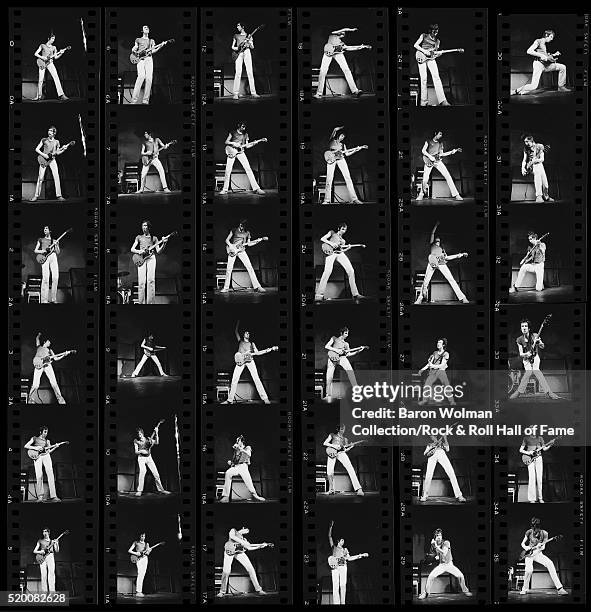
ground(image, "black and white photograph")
xmin=507 ymin=15 xmax=576 ymax=103
xmin=114 ymin=8 xmax=186 ymax=105
xmin=19 ymin=206 xmax=90 ymax=304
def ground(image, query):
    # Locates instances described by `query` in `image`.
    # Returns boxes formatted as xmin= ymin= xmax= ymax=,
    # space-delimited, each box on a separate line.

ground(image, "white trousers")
xmin=223 ymin=252 xmax=261 ymax=290
xmin=331 ymin=565 xmax=348 ymax=604
xmin=132 ymin=57 xmax=154 ymax=104
xmin=233 ymin=49 xmax=256 ymax=95
xmin=515 ymin=362 xmax=552 ymax=395
xmin=228 ymin=361 xmax=268 ymax=402
xmin=316 ymin=253 xmax=359 ymax=298
xmin=222 ymin=463 xmax=257 ymax=497
xmin=136 ymin=455 xmax=165 ymax=493
xmin=141 ymin=158 xmax=168 ymax=190
xmin=132 ymin=353 xmax=165 ymax=377
xmin=423 ymin=448 xmax=462 ymax=498
xmin=523 ymin=552 xmax=562 ymax=590
xmin=418 ymin=60 xmax=446 ymax=105
xmin=421 ymin=161 xmax=459 ymax=197
xmin=35 ymin=160 xmax=62 ymax=199
xmin=137 ymin=256 xmax=156 ymax=304
xmin=220 ymin=552 xmax=262 ymax=593
xmin=420 ymin=263 xmax=466 ymax=301
xmin=424 ymin=562 xmax=469 ymax=594
xmin=324 ymin=159 xmax=358 ymax=203
xmin=37 ymin=63 xmax=64 ymax=98
xmin=223 ymin=152 xmax=260 ymax=192
xmin=527 ymin=457 xmax=543 ymax=502
xmin=519 ymin=60 xmax=567 ymax=93
xmin=326 ymin=452 xmax=361 ymax=491
xmin=326 ymin=357 xmax=357 ymax=398
xmin=34 ymin=453 xmax=57 ymax=499
xmin=30 ymin=365 xmax=64 ymax=403
xmin=39 ymin=554 xmax=56 ymax=592
xmin=41 ymin=252 xmax=59 ymax=303
xmin=135 ymin=555 xmax=148 ymax=593
xmin=515 ymin=263 xmax=545 ymax=291
xmin=317 ymin=53 xmax=359 ymax=96
xmin=530 ymin=164 xmax=549 ymax=198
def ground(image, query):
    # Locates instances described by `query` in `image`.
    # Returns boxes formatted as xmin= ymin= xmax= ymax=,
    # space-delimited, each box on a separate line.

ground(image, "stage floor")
xmin=412 ymin=495 xmax=475 ymax=506
xmin=414 ymin=592 xmax=476 ymax=604
xmin=118 ymin=491 xmax=179 ymax=503
xmin=506 ymin=286 xmax=575 ymax=304
xmin=118 ymin=191 xmax=182 ymax=205
xmin=118 ymin=375 xmax=181 ymax=398
xmin=116 ymin=592 xmax=182 ymax=604
xmin=507 ymin=588 xmax=571 ymax=603
xmin=510 ymin=89 xmax=574 ymax=104
xmin=214 ymin=189 xmax=279 ymax=203
xmin=411 ymin=197 xmax=476 ymax=207
xmin=21 ymin=196 xmax=87 ymax=205
xmin=214 ymin=591 xmax=279 ymax=604
xmin=316 ymin=490 xmax=380 ymax=502
xmin=214 ymin=287 xmax=279 ymax=303
xmin=215 ymin=94 xmax=277 ymax=104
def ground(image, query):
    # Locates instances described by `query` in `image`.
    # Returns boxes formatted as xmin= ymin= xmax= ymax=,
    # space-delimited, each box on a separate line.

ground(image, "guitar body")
xmin=133 ymin=253 xmax=152 ymax=267
xmin=324 ymin=150 xmax=343 ymax=165
xmin=35 ymin=553 xmax=49 ymax=564
xmin=328 ymin=555 xmax=339 ymax=569
xmin=224 ymin=541 xmax=246 ymax=556
xmin=324 ymin=43 xmax=345 ymax=57
xmin=130 ymin=39 xmax=175 ymax=65
xmin=326 ymin=447 xmax=343 ymax=459
xmin=36 ymin=251 xmax=55 ymax=265
xmin=234 ymin=352 xmax=253 ymax=367
xmin=416 ymin=48 xmax=464 ymax=64
xmin=37 ymin=47 xmax=71 ymax=69
xmin=37 ymin=141 xmax=76 ymax=168
xmin=227 ymin=245 xmax=245 ymax=257
xmin=423 ymin=154 xmax=441 ymax=168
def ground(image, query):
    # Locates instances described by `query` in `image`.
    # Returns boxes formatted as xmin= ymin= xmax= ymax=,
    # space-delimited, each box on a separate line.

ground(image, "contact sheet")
xmin=4 ymin=6 xmax=590 ymax=610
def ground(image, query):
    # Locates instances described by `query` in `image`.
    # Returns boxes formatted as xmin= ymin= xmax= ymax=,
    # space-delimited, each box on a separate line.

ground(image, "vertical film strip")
xmin=298 ymin=8 xmax=393 ymax=605
xmin=397 ymin=7 xmax=492 ymax=606
xmin=199 ymin=7 xmax=293 ymax=605
xmin=102 ymin=7 xmax=196 ymax=605
xmin=493 ymin=11 xmax=588 ymax=605
xmin=7 ymin=6 xmax=101 ymax=605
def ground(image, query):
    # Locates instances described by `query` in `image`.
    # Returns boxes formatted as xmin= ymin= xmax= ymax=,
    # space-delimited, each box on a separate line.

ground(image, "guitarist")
xmin=417 ymin=338 xmax=457 ymax=407
xmin=32 ymin=528 xmax=60 ymax=592
xmin=24 ymin=426 xmax=60 ymax=502
xmin=324 ymin=326 xmax=367 ymax=402
xmin=509 ymin=231 xmax=547 ymax=294
xmin=510 ymin=317 xmax=560 ymax=400
xmin=322 ymin=424 xmax=364 ymax=496
xmin=322 ymin=126 xmax=364 ymax=204
xmin=133 ymin=424 xmax=171 ymax=496
xmin=138 ymin=131 xmax=172 ymax=193
xmin=131 ymin=333 xmax=169 ymax=377
xmin=519 ymin=434 xmax=549 ymax=503
xmin=219 ymin=435 xmax=266 ymax=503
xmin=33 ymin=33 xmax=68 ymax=101
xmin=416 ymin=130 xmax=463 ymax=201
xmin=413 ymin=24 xmax=451 ymax=106
xmin=420 ymin=431 xmax=466 ymax=503
xmin=521 ymin=134 xmax=554 ymax=203
xmin=221 ymin=219 xmax=266 ymax=293
xmin=32 ymin=126 xmax=67 ymax=202
xmin=130 ymin=220 xmax=168 ymax=304
xmin=519 ymin=517 xmax=567 ymax=595
xmin=34 ymin=226 xmax=60 ymax=303
xmin=127 ymin=532 xmax=152 ymax=597
xmin=315 ymin=222 xmax=365 ymax=302
xmin=415 ymin=222 xmax=469 ymax=304
xmin=28 ymin=332 xmax=67 ymax=404
xmin=130 ymin=25 xmax=165 ymax=104
xmin=513 ymin=29 xmax=570 ymax=96
xmin=231 ymin=23 xmax=260 ymax=100
xmin=223 ymin=321 xmax=271 ymax=405
xmin=220 ymin=122 xmax=265 ymax=195
xmin=314 ymin=27 xmax=371 ymax=99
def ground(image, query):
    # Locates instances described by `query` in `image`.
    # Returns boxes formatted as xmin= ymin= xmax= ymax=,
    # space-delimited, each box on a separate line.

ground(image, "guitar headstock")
xmin=262 ymin=138 xmax=268 ymax=143
xmin=542 ymin=314 xmax=553 ymax=325
xmin=271 ymin=346 xmax=279 ymax=352
xmin=68 ymin=350 xmax=78 ymax=356
xmin=458 ymin=48 xmax=465 ymax=53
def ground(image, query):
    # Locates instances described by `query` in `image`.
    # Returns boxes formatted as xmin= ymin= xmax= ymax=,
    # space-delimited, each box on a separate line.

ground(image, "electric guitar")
xmin=37 ymin=141 xmax=76 ymax=168
xmin=423 ymin=423 xmax=460 ymax=458
xmin=523 ymin=145 xmax=550 ymax=175
xmin=231 ymin=25 xmax=265 ymax=61
xmin=36 ymin=228 xmax=73 ymax=264
xmin=137 ymin=420 xmax=165 ymax=456
xmin=324 ymin=145 xmax=368 ymax=165
xmin=28 ymin=441 xmax=69 ymax=461
xmin=327 ymin=345 xmax=368 ymax=364
xmin=141 ymin=140 xmax=177 ymax=166
xmin=423 ymin=147 xmax=462 ymax=168
xmin=416 ymin=48 xmax=464 ymax=64
xmin=224 ymin=541 xmax=274 ymax=556
xmin=428 ymin=252 xmax=468 ymax=268
xmin=143 ymin=345 xmax=166 ymax=357
xmin=225 ymin=138 xmax=267 ymax=158
xmin=328 ymin=552 xmax=368 ymax=569
xmin=519 ymin=535 xmax=563 ymax=560
xmin=33 ymin=350 xmax=76 ymax=370
xmin=130 ymin=541 xmax=166 ymax=564
xmin=323 ymin=42 xmax=372 ymax=57
xmin=523 ymin=314 xmax=552 ymax=367
xmin=234 ymin=346 xmax=278 ymax=366
xmin=539 ymin=51 xmax=561 ymax=66
xmin=521 ymin=438 xmax=559 ymax=466
xmin=226 ymin=236 xmax=268 ymax=257
xmin=37 ymin=46 xmax=71 ymax=69
xmin=325 ymin=439 xmax=366 ymax=459
xmin=130 ymin=39 xmax=175 ymax=64
xmin=321 ymin=243 xmax=365 ymax=256
xmin=132 ymin=231 xmax=178 ymax=266
xmin=520 ymin=233 xmax=549 ymax=266
xmin=35 ymin=531 xmax=70 ymax=564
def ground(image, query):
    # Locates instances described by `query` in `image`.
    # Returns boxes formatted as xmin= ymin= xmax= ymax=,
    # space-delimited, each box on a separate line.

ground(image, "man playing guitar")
xmin=34 ymin=226 xmax=63 ymax=303
xmin=231 ymin=23 xmax=261 ymax=99
xmin=137 ymin=132 xmax=173 ymax=193
xmin=416 ymin=130 xmax=463 ymax=201
xmin=510 ymin=231 xmax=548 ymax=294
xmin=28 ymin=332 xmax=68 ymax=404
xmin=420 ymin=431 xmax=466 ymax=502
xmin=416 ymin=338 xmax=458 ymax=407
xmin=324 ymin=326 xmax=368 ymax=402
xmin=415 ymin=222 xmax=469 ymax=304
xmin=521 ymin=135 xmax=554 ymax=203
xmin=323 ymin=126 xmax=366 ymax=204
xmin=510 ymin=317 xmax=560 ymax=400
xmin=223 ymin=321 xmax=275 ymax=405
xmin=127 ymin=532 xmax=156 ymax=596
xmin=24 ymin=426 xmax=64 ymax=502
xmin=315 ymin=222 xmax=366 ymax=302
xmin=130 ymin=333 xmax=169 ymax=377
xmin=220 ymin=435 xmax=266 ymax=503
xmin=513 ymin=29 xmax=571 ymax=96
xmin=130 ymin=220 xmax=169 ymax=304
xmin=322 ymin=424 xmax=365 ymax=496
xmin=519 ymin=517 xmax=568 ymax=595
xmin=314 ymin=27 xmax=372 ymax=99
xmin=221 ymin=219 xmax=267 ymax=293
xmin=220 ymin=122 xmax=266 ymax=195
xmin=32 ymin=126 xmax=72 ymax=202
xmin=133 ymin=422 xmax=171 ymax=496
xmin=130 ymin=26 xmax=172 ymax=104
xmin=519 ymin=434 xmax=556 ymax=503
xmin=218 ymin=526 xmax=272 ymax=597
xmin=32 ymin=528 xmax=62 ymax=592
xmin=33 ymin=33 xmax=69 ymax=101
